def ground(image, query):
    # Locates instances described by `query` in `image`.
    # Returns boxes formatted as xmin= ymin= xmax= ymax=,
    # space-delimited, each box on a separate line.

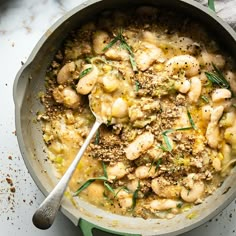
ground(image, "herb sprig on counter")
xmin=205 ymin=63 xmax=230 ymax=89
xmin=103 ymin=29 xmax=138 ymax=72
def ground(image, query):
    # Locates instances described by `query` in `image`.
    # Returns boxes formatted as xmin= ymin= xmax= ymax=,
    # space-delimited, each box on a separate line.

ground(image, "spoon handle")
xmin=32 ymin=119 xmax=102 ymax=229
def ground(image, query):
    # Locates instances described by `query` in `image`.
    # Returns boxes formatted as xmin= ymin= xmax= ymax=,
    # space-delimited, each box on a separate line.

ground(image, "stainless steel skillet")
xmin=13 ymin=0 xmax=236 ymax=235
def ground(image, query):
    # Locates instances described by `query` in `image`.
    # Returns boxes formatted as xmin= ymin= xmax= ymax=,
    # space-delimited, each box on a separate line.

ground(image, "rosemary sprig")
xmin=79 ymin=67 xmax=92 ymax=79
xmin=74 ymin=162 xmax=116 ymax=197
xmin=114 ymin=186 xmax=130 ymax=198
xmin=155 ymin=158 xmax=163 ymax=171
xmin=187 ymin=110 xmax=197 ymax=130
xmin=161 ymin=129 xmax=174 ymax=152
xmin=74 ymin=176 xmax=108 ymax=196
xmin=163 ymin=133 xmax=173 ymax=152
xmin=135 ymin=80 xmax=141 ymax=91
xmin=102 ymin=162 xmax=108 ymax=179
xmin=205 ymin=63 xmax=230 ymax=89
xmin=130 ymin=181 xmax=140 ymax=211
xmin=129 ymin=55 xmax=138 ymax=72
xmin=201 ymin=95 xmax=209 ymax=103
xmin=102 ymin=37 xmax=119 ymax=52
xmin=102 ymin=29 xmax=137 ymax=72
xmin=175 ymin=126 xmax=192 ymax=131
xmin=177 ymin=202 xmax=183 ymax=208
xmin=104 ymin=182 xmax=115 ymax=194
xmin=159 ymin=125 xmax=193 ymax=152
xmin=94 ymin=130 xmax=100 ymax=145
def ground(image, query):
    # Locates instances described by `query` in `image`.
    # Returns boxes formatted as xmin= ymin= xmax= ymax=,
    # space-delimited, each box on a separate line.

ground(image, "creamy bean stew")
xmin=39 ymin=7 xmax=236 ymax=219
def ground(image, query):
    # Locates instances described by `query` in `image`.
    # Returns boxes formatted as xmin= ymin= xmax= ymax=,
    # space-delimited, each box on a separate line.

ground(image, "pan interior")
xmin=15 ymin=0 xmax=236 ymax=235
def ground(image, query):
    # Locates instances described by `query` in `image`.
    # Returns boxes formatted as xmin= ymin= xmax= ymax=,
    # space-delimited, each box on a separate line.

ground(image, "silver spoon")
xmin=32 ymin=98 xmax=104 ymax=229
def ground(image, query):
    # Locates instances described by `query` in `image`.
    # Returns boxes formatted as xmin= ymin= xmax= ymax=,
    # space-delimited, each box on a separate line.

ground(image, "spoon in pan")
xmin=32 ymin=95 xmax=106 ymax=229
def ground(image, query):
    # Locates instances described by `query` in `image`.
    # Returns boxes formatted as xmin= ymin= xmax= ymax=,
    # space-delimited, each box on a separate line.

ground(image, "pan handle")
xmin=208 ymin=0 xmax=215 ymax=11
xmin=79 ymin=218 xmax=141 ymax=236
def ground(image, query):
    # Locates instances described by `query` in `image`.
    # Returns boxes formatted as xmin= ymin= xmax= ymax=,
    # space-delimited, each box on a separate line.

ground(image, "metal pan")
xmin=13 ymin=0 xmax=236 ymax=235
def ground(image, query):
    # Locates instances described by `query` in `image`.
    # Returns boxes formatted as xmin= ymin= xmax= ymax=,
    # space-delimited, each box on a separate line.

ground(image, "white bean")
xmin=127 ymin=179 xmax=139 ymax=192
xmin=206 ymin=106 xmax=224 ymax=148
xmin=135 ymin=42 xmax=163 ymax=71
xmin=93 ymin=30 xmax=110 ymax=54
xmin=220 ymin=111 xmax=236 ymax=128
xmin=124 ymin=132 xmax=154 ymax=160
xmin=151 ymin=178 xmax=181 ymax=199
xmin=212 ymin=88 xmax=231 ymax=102
xmin=142 ymin=31 xmax=157 ymax=45
xmin=201 ymin=105 xmax=212 ymax=122
xmin=166 ymin=55 xmax=200 ymax=77
xmin=221 ymin=143 xmax=232 ymax=176
xmin=86 ymin=181 xmax=104 ymax=204
xmin=76 ymin=64 xmax=98 ymax=95
xmin=175 ymin=79 xmax=191 ymax=94
xmin=57 ymin=62 xmax=76 ymax=84
xmin=115 ymin=189 xmax=133 ymax=208
xmin=101 ymin=102 xmax=112 ymax=118
xmin=181 ymin=181 xmax=204 ymax=203
xmin=53 ymin=86 xmax=81 ymax=109
xmin=200 ymin=52 xmax=225 ymax=69
xmin=212 ymin=158 xmax=221 ymax=171
xmin=102 ymin=75 xmax=119 ymax=93
xmin=224 ymin=120 xmax=236 ymax=145
xmin=150 ymin=199 xmax=179 ymax=211
xmin=225 ymin=71 xmax=236 ymax=94
xmin=111 ymin=98 xmax=128 ymax=118
xmin=119 ymin=197 xmax=133 ymax=208
xmin=135 ymin=165 xmax=155 ymax=179
xmin=105 ymin=47 xmax=129 ymax=61
xmin=188 ymin=76 xmax=202 ymax=103
xmin=107 ymin=162 xmax=127 ymax=180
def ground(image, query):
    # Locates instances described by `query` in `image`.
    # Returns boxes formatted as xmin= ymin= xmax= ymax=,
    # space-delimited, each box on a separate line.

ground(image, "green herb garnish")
xmin=85 ymin=57 xmax=92 ymax=63
xmin=205 ymin=63 xmax=230 ymax=89
xmin=103 ymin=29 xmax=137 ymax=72
xmin=106 ymin=119 xmax=112 ymax=126
xmin=161 ymin=129 xmax=174 ymax=152
xmin=102 ymin=36 xmax=120 ymax=52
xmin=155 ymin=158 xmax=163 ymax=171
xmin=114 ymin=186 xmax=130 ymax=198
xmin=74 ymin=176 xmax=108 ymax=196
xmin=94 ymin=130 xmax=100 ymax=145
xmin=131 ymin=181 xmax=140 ymax=211
xmin=187 ymin=110 xmax=197 ymax=130
xmin=175 ymin=127 xmax=192 ymax=131
xmin=135 ymin=80 xmax=141 ymax=91
xmin=102 ymin=162 xmax=108 ymax=179
xmin=158 ymin=125 xmax=194 ymax=152
xmin=163 ymin=133 xmax=173 ymax=152
xmin=177 ymin=202 xmax=183 ymax=208
xmin=74 ymin=162 xmax=116 ymax=197
xmin=104 ymin=182 xmax=115 ymax=194
xmin=201 ymin=95 xmax=209 ymax=103
xmin=129 ymin=55 xmax=138 ymax=72
xmin=79 ymin=67 xmax=92 ymax=79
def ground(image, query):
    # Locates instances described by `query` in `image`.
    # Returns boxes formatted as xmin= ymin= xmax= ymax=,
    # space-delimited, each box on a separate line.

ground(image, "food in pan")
xmin=38 ymin=6 xmax=236 ymax=219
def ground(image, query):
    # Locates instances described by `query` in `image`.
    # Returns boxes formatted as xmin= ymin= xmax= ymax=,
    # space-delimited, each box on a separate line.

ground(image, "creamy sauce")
xmin=39 ymin=6 xmax=236 ymax=219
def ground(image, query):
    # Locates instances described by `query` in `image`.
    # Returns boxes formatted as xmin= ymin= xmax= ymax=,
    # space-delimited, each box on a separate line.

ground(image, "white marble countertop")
xmin=0 ymin=0 xmax=236 ymax=235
